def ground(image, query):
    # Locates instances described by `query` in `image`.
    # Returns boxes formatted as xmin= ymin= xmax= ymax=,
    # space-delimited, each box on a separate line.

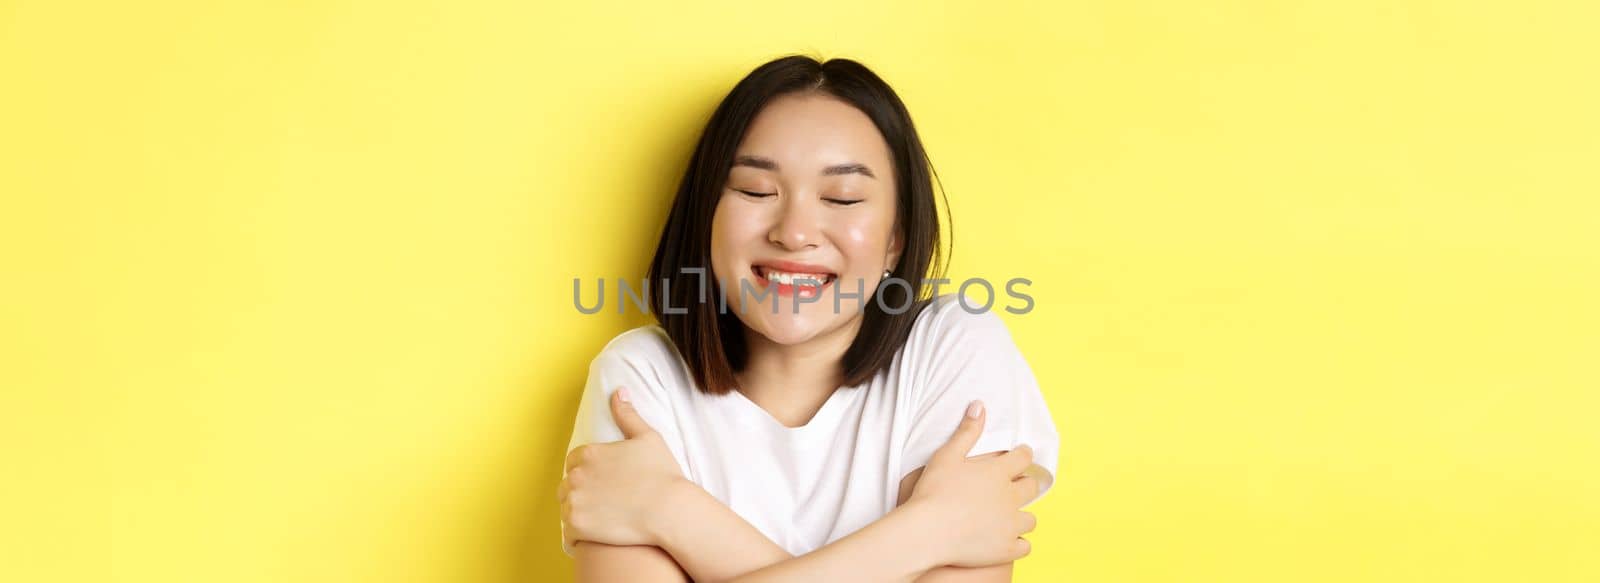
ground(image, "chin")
xmin=745 ymin=309 xmax=838 ymax=346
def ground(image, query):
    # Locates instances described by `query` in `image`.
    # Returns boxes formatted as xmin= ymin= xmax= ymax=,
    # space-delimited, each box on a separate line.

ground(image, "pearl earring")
xmin=882 ymin=269 xmax=892 ymax=278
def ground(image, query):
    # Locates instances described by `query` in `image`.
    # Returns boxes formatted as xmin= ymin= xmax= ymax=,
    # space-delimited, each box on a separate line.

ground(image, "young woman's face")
xmin=710 ymin=92 xmax=901 ymax=346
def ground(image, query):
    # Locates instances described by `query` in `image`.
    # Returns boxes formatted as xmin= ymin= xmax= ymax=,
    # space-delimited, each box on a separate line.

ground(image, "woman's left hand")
xmin=559 ymin=386 xmax=690 ymax=549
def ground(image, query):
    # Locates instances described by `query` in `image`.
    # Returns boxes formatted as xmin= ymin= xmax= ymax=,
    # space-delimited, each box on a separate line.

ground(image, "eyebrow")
xmin=733 ymin=155 xmax=877 ymax=179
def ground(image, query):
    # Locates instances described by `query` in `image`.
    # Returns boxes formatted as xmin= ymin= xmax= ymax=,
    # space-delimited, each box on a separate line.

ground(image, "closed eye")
xmin=824 ymin=198 xmax=864 ymax=206
xmin=734 ymin=189 xmax=777 ymax=198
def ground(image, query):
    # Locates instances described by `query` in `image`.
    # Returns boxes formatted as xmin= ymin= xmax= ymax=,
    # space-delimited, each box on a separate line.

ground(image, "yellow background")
xmin=4 ymin=1 xmax=1597 ymax=581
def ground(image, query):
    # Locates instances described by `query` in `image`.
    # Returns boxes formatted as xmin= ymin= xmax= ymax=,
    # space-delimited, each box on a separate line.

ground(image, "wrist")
xmin=648 ymin=477 xmax=706 ymax=550
xmin=879 ymin=499 xmax=951 ymax=573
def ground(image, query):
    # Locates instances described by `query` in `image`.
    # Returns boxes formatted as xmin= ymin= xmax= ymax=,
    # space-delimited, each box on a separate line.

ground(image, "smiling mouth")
xmin=751 ymin=265 xmax=836 ymax=299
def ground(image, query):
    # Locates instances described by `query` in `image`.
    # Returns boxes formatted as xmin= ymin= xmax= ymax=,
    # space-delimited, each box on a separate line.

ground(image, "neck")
xmin=735 ymin=317 xmax=863 ymax=427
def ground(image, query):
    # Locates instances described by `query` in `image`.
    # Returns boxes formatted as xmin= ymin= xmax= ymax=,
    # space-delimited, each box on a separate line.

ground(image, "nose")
xmin=767 ymin=194 xmax=822 ymax=251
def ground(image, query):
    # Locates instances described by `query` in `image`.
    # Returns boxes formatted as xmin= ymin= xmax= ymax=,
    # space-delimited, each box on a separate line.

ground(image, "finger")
xmin=565 ymin=465 xmax=587 ymax=488
xmin=560 ymin=502 xmax=580 ymax=548
xmin=556 ymin=479 xmax=570 ymax=503
xmin=1016 ymin=511 xmax=1037 ymax=535
xmin=1011 ymin=537 xmax=1032 ymax=561
xmin=998 ymin=443 xmax=1034 ymax=475
xmin=1011 ymin=475 xmax=1041 ymax=506
xmin=565 ymin=445 xmax=590 ymax=472
xmin=610 ymin=386 xmax=656 ymax=439
xmin=934 ymin=400 xmax=987 ymax=462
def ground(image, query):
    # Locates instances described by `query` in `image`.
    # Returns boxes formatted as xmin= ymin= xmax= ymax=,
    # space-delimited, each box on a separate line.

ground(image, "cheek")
xmin=838 ymin=217 xmax=891 ymax=264
xmin=710 ymin=200 xmax=763 ymax=273
xmin=845 ymin=225 xmax=868 ymax=245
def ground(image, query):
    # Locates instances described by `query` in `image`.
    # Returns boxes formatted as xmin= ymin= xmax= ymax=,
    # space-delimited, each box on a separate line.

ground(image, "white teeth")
xmin=760 ymin=268 xmax=832 ymax=285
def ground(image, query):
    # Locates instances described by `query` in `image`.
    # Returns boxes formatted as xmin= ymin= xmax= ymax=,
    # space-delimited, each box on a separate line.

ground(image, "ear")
xmin=885 ymin=226 xmax=904 ymax=272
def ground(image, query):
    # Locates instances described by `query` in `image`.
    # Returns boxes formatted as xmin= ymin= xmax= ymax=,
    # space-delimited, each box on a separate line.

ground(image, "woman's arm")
xmin=637 ymin=453 xmax=1028 ymax=583
xmin=574 ymin=542 xmax=688 ymax=583
xmin=579 ymin=485 xmax=948 ymax=583
xmin=897 ymin=461 xmax=1054 ymax=582
xmin=566 ymin=392 xmax=1037 ymax=582
xmin=712 ymin=499 xmax=961 ymax=583
xmin=575 ymin=478 xmax=940 ymax=583
xmin=646 ymin=479 xmax=792 ymax=579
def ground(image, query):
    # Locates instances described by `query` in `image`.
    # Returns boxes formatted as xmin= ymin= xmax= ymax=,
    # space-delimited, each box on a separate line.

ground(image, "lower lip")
xmin=752 ymin=267 xmax=834 ymax=300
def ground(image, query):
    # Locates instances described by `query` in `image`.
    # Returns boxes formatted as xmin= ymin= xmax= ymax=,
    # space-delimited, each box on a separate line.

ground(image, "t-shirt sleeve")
xmin=898 ymin=298 xmax=1062 ymax=501
xmin=560 ymin=335 xmax=690 ymax=555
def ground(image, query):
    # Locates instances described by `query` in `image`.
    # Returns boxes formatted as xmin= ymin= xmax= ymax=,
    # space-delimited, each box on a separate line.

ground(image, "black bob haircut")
xmin=647 ymin=54 xmax=949 ymax=396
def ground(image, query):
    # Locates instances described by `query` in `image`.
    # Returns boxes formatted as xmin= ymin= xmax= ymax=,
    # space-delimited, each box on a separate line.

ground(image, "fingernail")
xmin=966 ymin=400 xmax=984 ymax=418
xmin=617 ymin=387 xmax=631 ymax=403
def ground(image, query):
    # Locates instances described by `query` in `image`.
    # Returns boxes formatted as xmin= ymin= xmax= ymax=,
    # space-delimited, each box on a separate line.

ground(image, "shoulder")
xmin=591 ymin=325 xmax=679 ymax=368
xmin=894 ymin=293 xmax=1033 ymax=395
xmin=586 ymin=325 xmax=694 ymax=402
xmin=905 ymin=293 xmax=1018 ymax=353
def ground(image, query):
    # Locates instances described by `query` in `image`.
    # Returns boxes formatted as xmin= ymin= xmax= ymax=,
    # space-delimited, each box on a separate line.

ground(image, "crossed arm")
xmin=561 ymin=389 xmax=1046 ymax=583
xmin=574 ymin=463 xmax=1023 ymax=582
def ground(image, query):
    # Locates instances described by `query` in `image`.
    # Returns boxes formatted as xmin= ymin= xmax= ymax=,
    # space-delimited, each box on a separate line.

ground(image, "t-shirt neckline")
xmin=724 ymin=383 xmax=862 ymax=435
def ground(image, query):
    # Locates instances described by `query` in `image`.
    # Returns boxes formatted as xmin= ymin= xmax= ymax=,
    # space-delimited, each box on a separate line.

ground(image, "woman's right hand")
xmin=902 ymin=400 xmax=1041 ymax=568
xmin=559 ymin=387 xmax=692 ymax=549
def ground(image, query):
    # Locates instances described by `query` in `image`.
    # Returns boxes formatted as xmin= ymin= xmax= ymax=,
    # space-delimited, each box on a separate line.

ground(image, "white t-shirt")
xmin=562 ymin=294 xmax=1060 ymax=556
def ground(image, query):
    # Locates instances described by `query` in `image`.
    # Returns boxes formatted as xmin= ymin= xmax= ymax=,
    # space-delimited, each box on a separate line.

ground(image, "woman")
xmin=558 ymin=55 xmax=1060 ymax=582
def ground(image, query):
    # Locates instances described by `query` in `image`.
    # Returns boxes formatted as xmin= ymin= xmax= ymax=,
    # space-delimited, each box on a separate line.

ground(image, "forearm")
xmin=914 ymin=563 xmax=1013 ymax=582
xmin=723 ymin=500 xmax=944 ymax=583
xmin=643 ymin=474 xmax=1015 ymax=583
xmin=652 ymin=479 xmax=793 ymax=582
xmin=649 ymin=492 xmax=1008 ymax=583
xmin=574 ymin=541 xmax=689 ymax=582
xmin=652 ymin=480 xmax=959 ymax=583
